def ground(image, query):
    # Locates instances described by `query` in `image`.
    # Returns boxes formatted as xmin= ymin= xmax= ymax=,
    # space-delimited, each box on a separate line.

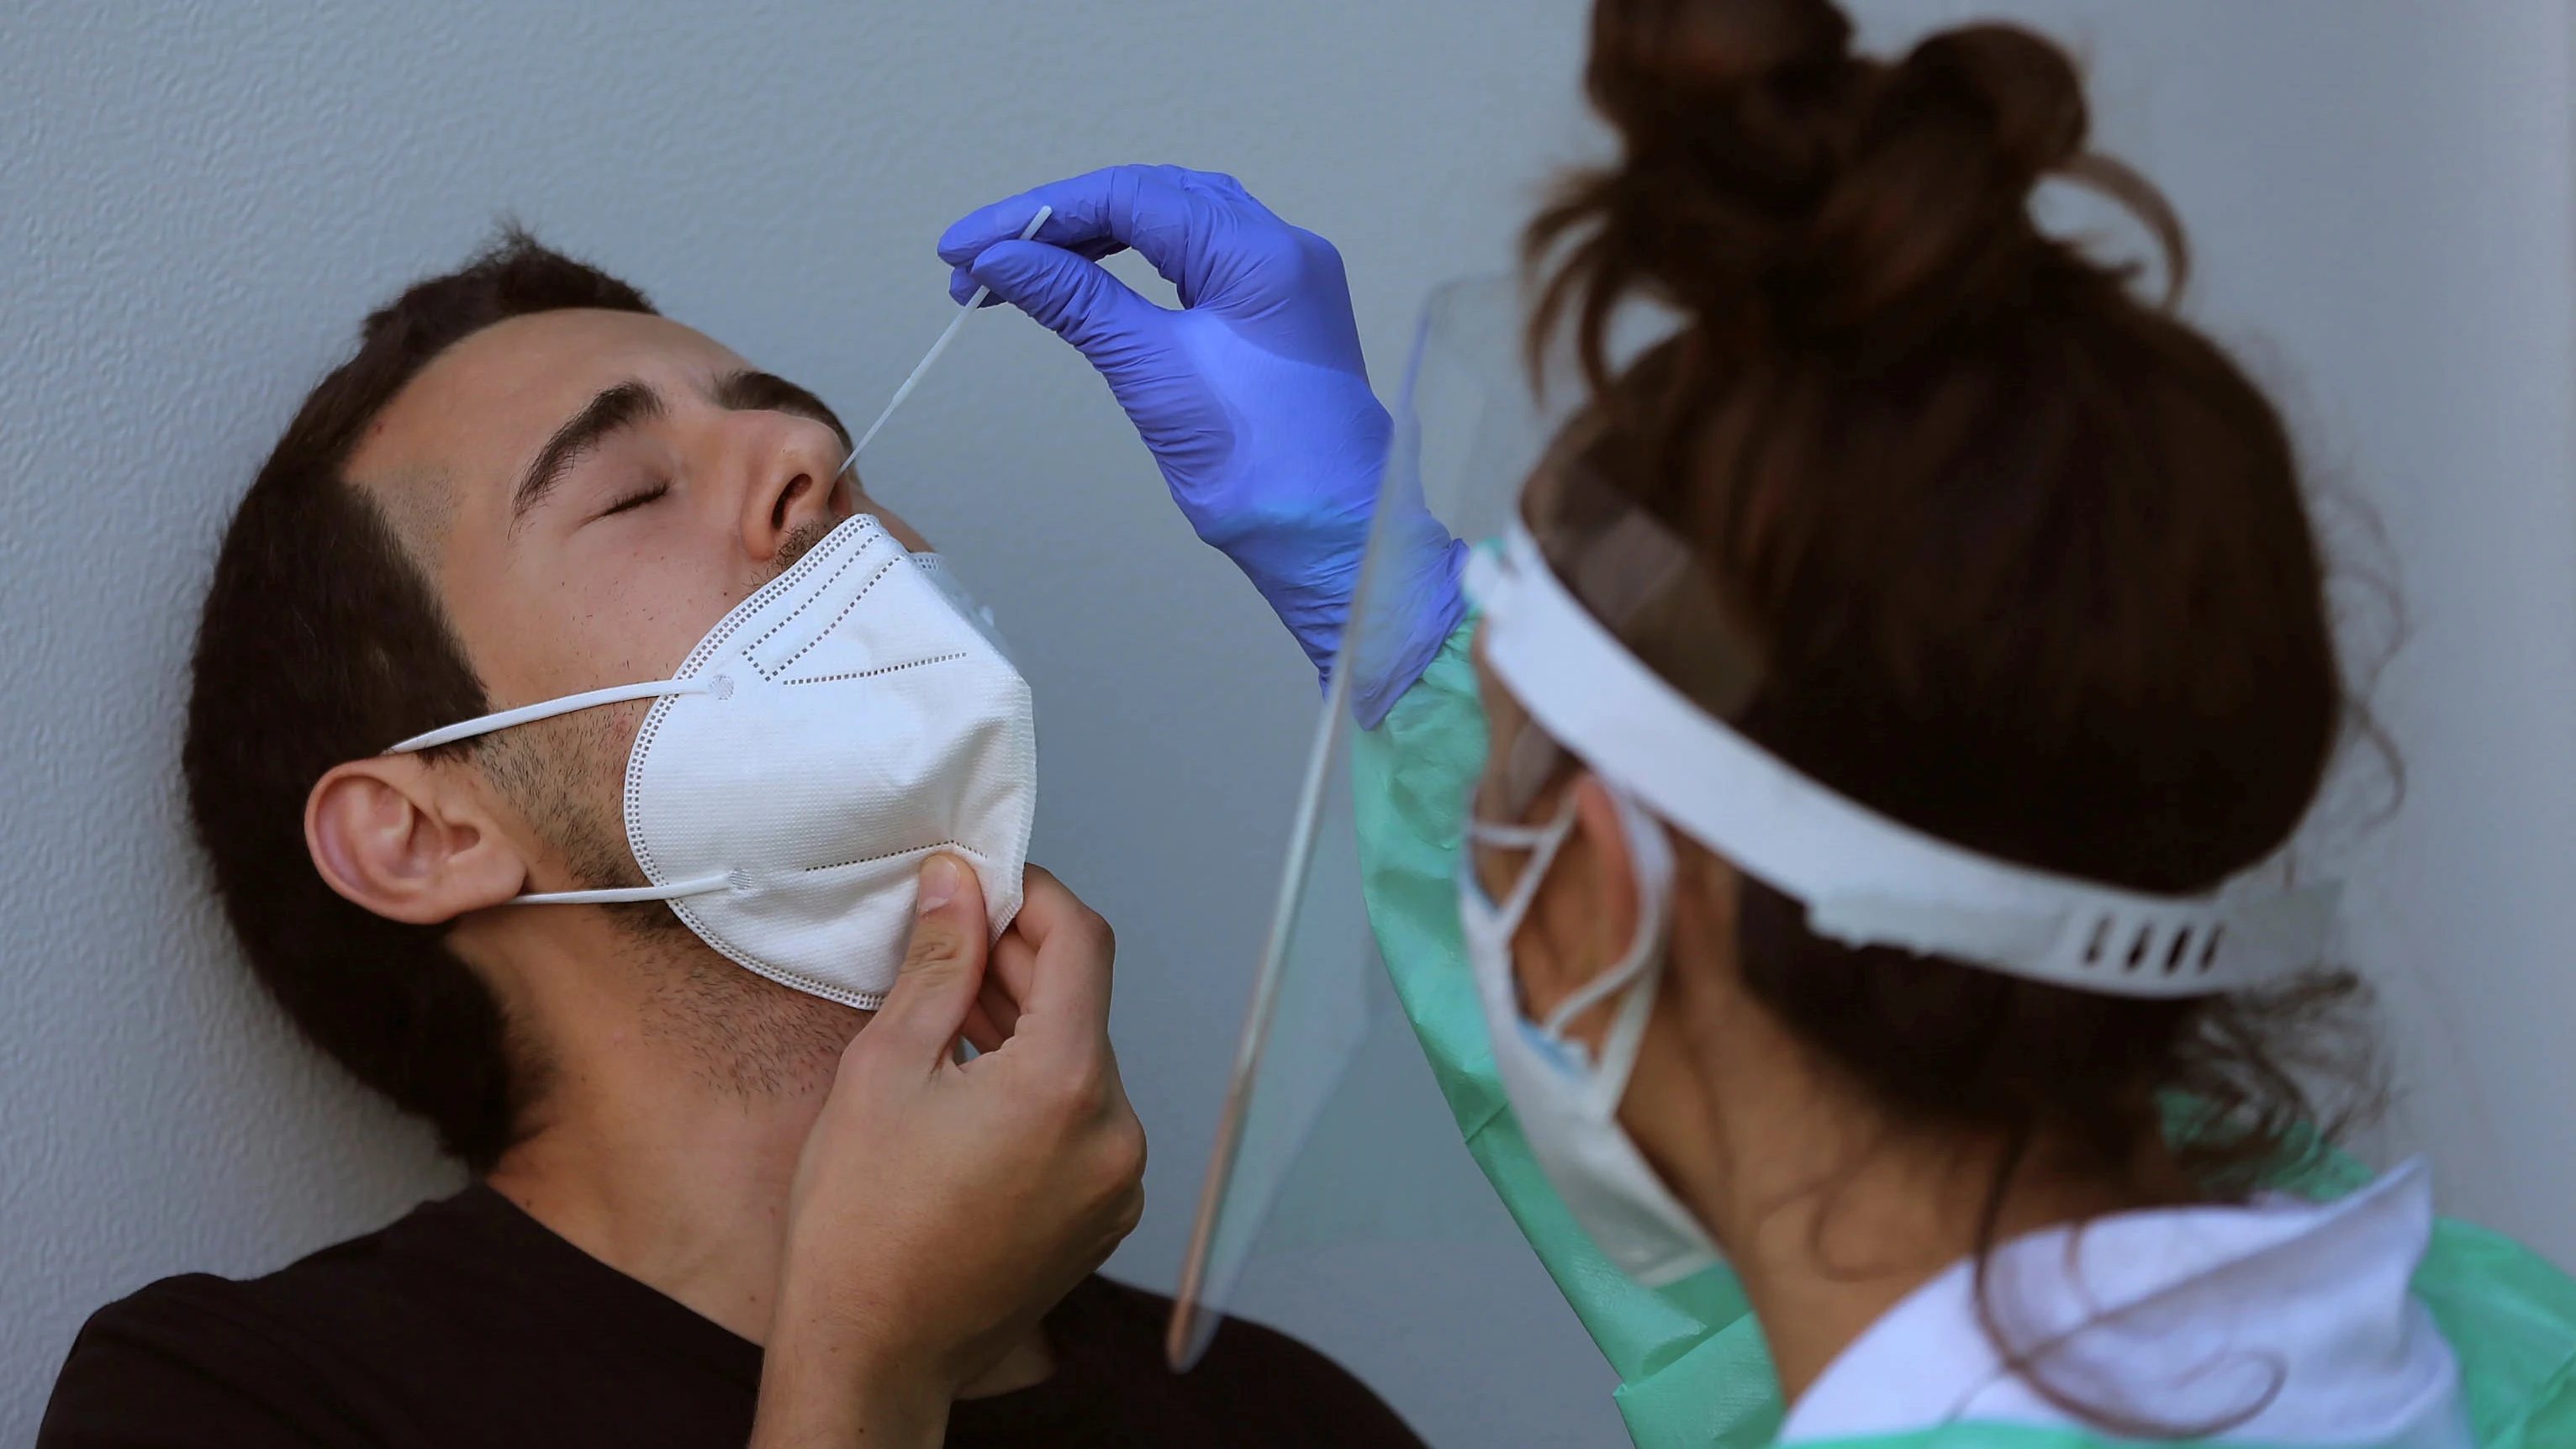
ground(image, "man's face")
xmin=330 ymin=307 xmax=933 ymax=1094
xmin=349 ymin=308 xmax=926 ymax=729
xmin=348 ymin=308 xmax=932 ymax=898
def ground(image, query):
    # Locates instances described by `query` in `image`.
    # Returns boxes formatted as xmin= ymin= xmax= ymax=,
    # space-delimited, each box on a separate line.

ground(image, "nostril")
xmin=771 ymin=474 xmax=811 ymax=533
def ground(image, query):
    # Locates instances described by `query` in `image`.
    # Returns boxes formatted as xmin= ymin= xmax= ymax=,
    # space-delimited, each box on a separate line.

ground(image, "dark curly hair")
xmin=183 ymin=229 xmax=653 ymax=1171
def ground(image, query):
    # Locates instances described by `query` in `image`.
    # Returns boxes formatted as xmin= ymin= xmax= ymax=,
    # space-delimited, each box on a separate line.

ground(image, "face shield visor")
xmin=1164 ymin=274 xmax=1583 ymax=1372
xmin=1165 ymin=274 xmax=2339 ymax=1369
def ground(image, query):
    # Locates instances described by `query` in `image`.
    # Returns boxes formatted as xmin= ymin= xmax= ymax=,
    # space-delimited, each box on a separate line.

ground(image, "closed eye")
xmin=597 ymin=482 xmax=669 ymax=519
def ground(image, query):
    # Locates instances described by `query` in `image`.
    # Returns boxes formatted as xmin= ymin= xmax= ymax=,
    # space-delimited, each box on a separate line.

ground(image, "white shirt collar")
xmin=1779 ymin=1159 xmax=2470 ymax=1447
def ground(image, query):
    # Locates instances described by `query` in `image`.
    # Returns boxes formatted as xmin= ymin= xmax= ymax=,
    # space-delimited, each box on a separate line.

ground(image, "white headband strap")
xmin=387 ymin=678 xmax=712 ymax=755
xmin=1468 ymin=524 xmax=2335 ymax=998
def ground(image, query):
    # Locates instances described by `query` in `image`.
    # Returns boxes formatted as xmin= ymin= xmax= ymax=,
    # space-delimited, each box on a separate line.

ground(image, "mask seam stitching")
xmin=751 ymin=554 xmax=903 ymax=676
xmin=673 ymin=515 xmax=889 ymax=687
xmin=783 ymin=652 xmax=968 ymax=686
xmin=798 ymin=840 xmax=985 ymax=874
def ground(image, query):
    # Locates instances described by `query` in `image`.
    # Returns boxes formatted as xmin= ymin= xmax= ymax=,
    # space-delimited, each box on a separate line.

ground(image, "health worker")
xmin=930 ymin=1 xmax=2576 ymax=1445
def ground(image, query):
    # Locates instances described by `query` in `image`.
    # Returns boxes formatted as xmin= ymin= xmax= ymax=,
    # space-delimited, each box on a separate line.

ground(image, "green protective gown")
xmin=1349 ymin=620 xmax=2576 ymax=1449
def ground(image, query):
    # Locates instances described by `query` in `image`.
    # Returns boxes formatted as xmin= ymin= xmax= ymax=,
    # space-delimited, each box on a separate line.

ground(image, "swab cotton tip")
xmin=842 ymin=203 xmax=1055 ymax=472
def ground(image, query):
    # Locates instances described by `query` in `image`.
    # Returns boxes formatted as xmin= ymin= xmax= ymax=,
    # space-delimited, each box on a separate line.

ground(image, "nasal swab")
xmin=841 ymin=204 xmax=1054 ymax=472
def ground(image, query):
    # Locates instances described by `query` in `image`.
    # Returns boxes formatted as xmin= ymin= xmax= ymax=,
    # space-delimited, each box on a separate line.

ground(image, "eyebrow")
xmin=512 ymin=379 xmax=666 ymax=522
xmin=712 ymin=369 xmax=853 ymax=455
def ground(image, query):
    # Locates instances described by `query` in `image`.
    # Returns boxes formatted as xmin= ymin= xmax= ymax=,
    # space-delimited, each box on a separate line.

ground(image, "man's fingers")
xmin=984 ymin=928 xmax=1037 ymax=1028
xmin=974 ymin=965 xmax=1023 ymax=1044
xmin=959 ymin=999 xmax=1006 ymax=1056
xmin=1000 ymin=865 xmax=1117 ymax=1054
xmin=979 ymin=865 xmax=1056 ymax=1024
xmin=864 ymin=854 xmax=992 ymax=1067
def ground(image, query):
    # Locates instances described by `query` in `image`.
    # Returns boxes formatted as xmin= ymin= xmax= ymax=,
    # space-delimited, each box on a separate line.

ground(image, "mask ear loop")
xmin=514 ymin=872 xmax=735 ymax=905
xmin=1465 ymin=793 xmax=1581 ymax=930
xmin=386 ymin=678 xmax=712 ymax=755
xmin=1468 ymin=782 xmax=1681 ymax=1091
xmin=383 ymin=677 xmax=731 ymax=904
xmin=1535 ymin=788 xmax=1673 ymax=1033
xmin=1535 ymin=789 xmax=1677 ymax=1120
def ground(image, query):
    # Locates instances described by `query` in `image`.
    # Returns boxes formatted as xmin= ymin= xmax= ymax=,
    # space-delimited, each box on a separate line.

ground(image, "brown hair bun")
xmin=1541 ymin=0 xmax=2143 ymax=360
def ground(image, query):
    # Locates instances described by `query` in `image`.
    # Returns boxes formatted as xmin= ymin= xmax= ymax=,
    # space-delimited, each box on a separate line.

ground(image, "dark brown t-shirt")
xmin=37 ymin=1183 xmax=1424 ymax=1449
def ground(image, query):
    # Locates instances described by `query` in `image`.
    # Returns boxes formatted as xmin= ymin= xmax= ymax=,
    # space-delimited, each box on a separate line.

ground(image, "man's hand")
xmin=750 ymin=856 xmax=1145 ymax=1448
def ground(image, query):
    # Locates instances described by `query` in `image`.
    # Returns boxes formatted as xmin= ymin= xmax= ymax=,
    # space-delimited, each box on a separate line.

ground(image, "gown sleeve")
xmin=1349 ymin=616 xmax=1786 ymax=1449
xmin=2414 ymin=1215 xmax=2576 ymax=1449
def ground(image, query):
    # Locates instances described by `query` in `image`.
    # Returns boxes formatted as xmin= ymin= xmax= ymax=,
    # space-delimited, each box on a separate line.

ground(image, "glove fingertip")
xmin=966 ymin=239 xmax=1083 ymax=301
xmin=937 ymin=209 xmax=1003 ymax=265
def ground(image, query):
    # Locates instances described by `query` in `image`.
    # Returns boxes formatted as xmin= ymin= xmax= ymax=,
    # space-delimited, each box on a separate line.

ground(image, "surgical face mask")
xmin=391 ymin=512 xmax=1037 ymax=1010
xmin=1458 ymin=787 xmax=1723 ymax=1288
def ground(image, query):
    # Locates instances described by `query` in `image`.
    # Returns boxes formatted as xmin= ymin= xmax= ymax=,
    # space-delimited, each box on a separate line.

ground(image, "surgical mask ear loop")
xmin=509 ymin=872 xmax=736 ymax=906
xmin=1548 ymin=792 xmax=1677 ymax=1120
xmin=383 ymin=677 xmax=733 ymax=906
xmin=386 ymin=678 xmax=714 ymax=755
xmin=1536 ymin=788 xmax=1675 ymax=1039
xmin=1468 ymin=786 xmax=1679 ymax=1085
xmin=1466 ymin=794 xmax=1581 ymax=932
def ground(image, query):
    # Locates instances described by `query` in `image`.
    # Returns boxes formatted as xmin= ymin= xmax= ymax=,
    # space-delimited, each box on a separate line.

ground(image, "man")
xmin=38 ymin=231 xmax=1422 ymax=1448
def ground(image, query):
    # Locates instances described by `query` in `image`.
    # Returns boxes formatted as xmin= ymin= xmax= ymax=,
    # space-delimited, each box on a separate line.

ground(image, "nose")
xmin=738 ymin=418 xmax=847 ymax=564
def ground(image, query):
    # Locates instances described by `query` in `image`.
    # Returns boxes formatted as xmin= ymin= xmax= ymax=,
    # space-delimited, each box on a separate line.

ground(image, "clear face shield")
xmin=1468 ymin=435 xmax=1771 ymax=833
xmin=1162 ymin=274 xmax=1713 ymax=1366
xmin=1164 ymin=275 xmax=2341 ymax=1368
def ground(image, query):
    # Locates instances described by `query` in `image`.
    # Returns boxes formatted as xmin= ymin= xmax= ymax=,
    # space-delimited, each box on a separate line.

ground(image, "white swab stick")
xmin=842 ymin=203 xmax=1054 ymax=472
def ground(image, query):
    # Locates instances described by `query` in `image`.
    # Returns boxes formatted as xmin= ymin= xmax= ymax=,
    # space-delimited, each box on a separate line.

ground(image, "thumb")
xmin=960 ymin=240 xmax=1163 ymax=370
xmin=869 ymin=854 xmax=991 ymax=1064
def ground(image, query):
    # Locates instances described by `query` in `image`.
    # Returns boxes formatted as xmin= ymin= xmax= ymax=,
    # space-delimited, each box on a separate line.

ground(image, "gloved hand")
xmin=938 ymin=164 xmax=1465 ymax=726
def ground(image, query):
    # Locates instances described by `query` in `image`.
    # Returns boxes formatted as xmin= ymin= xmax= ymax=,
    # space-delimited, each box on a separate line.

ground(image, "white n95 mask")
xmin=1458 ymin=786 xmax=1723 ymax=1288
xmin=390 ymin=512 xmax=1037 ymax=1010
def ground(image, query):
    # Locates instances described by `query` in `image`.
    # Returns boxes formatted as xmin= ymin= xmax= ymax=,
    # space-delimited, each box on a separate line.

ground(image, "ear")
xmin=305 ymin=755 xmax=527 ymax=925
xmin=1567 ymin=772 xmax=1641 ymax=970
xmin=1516 ymin=772 xmax=1644 ymax=1047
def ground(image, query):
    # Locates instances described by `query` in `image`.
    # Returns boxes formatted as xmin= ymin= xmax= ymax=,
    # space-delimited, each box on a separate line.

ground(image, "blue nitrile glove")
xmin=938 ymin=164 xmax=1465 ymax=727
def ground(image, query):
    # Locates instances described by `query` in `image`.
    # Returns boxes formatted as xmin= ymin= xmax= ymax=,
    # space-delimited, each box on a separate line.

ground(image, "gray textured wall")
xmin=1 ymin=3 xmax=2568 ymax=1447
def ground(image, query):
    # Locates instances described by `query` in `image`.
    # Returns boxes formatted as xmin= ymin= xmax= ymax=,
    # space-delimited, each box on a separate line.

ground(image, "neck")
xmin=473 ymin=916 xmax=844 ymax=1348
xmin=1637 ymin=879 xmax=2172 ymax=1406
xmin=1704 ymin=1105 xmax=2143 ymax=1406
xmin=461 ymin=910 xmax=1054 ymax=1394
xmin=485 ymin=1078 xmax=821 ymax=1342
